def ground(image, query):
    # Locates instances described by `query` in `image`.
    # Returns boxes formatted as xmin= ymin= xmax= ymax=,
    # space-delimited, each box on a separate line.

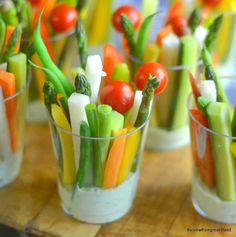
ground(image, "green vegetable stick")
xmin=85 ymin=103 xmax=99 ymax=137
xmin=33 ymin=11 xmax=74 ymax=96
xmin=111 ymin=111 xmax=124 ymax=136
xmin=188 ymin=8 xmax=201 ymax=34
xmin=7 ymin=53 xmax=27 ymax=90
xmin=1 ymin=2 xmax=19 ymax=26
xmin=112 ymin=63 xmax=130 ymax=82
xmin=232 ymin=108 xmax=236 ymax=137
xmin=96 ymin=104 xmax=113 ymax=187
xmin=75 ymin=121 xmax=92 ymax=188
xmin=207 ymin=102 xmax=236 ymax=201
xmin=135 ymin=13 xmax=156 ymax=61
xmin=0 ymin=17 xmax=6 ymax=54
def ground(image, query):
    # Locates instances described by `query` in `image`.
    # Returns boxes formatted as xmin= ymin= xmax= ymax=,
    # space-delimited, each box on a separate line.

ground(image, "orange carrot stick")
xmin=167 ymin=0 xmax=184 ymax=23
xmin=190 ymin=109 xmax=215 ymax=188
xmin=3 ymin=26 xmax=15 ymax=50
xmin=0 ymin=70 xmax=18 ymax=152
xmin=103 ymin=128 xmax=127 ymax=189
xmin=156 ymin=24 xmax=173 ymax=46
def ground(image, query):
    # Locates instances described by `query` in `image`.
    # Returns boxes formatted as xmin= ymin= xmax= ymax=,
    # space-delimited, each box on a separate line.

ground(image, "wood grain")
xmin=0 ymin=124 xmax=235 ymax=237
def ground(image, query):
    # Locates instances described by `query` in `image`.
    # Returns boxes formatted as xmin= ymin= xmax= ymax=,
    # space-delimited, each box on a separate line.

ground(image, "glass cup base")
xmin=192 ymin=174 xmax=236 ymax=224
xmin=58 ymin=171 xmax=139 ymax=224
xmin=146 ymin=125 xmax=190 ymax=151
xmin=0 ymin=150 xmax=22 ymax=188
xmin=27 ymin=101 xmax=48 ymax=123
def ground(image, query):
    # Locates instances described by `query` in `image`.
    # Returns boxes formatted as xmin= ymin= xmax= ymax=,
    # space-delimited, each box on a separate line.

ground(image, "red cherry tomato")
xmin=134 ymin=62 xmax=168 ymax=95
xmin=112 ymin=5 xmax=141 ymax=33
xmin=49 ymin=4 xmax=78 ymax=33
xmin=169 ymin=15 xmax=187 ymax=37
xmin=201 ymin=0 xmax=222 ymax=7
xmin=100 ymin=80 xmax=135 ymax=114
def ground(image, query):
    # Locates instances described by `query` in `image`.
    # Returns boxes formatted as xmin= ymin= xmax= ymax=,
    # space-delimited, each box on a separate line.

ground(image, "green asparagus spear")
xmin=75 ymin=19 xmax=88 ymax=70
xmin=75 ymin=121 xmax=92 ymax=188
xmin=188 ymin=8 xmax=201 ymax=33
xmin=74 ymin=74 xmax=91 ymax=96
xmin=135 ymin=75 xmax=160 ymax=127
xmin=0 ymin=17 xmax=6 ymax=55
xmin=204 ymin=14 xmax=223 ymax=52
xmin=43 ymin=81 xmax=58 ymax=114
xmin=120 ymin=14 xmax=136 ymax=56
xmin=3 ymin=26 xmax=22 ymax=60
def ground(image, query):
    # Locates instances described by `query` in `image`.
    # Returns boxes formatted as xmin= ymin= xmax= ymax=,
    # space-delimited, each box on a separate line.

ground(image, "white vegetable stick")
xmin=130 ymin=90 xmax=143 ymax=126
xmin=199 ymin=80 xmax=217 ymax=103
xmin=194 ymin=26 xmax=208 ymax=54
xmin=0 ymin=87 xmax=12 ymax=162
xmin=85 ymin=55 xmax=104 ymax=103
xmin=68 ymin=93 xmax=90 ymax=171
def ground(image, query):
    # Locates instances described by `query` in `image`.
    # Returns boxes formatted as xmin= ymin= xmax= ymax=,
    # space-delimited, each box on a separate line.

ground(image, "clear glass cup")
xmin=146 ymin=61 xmax=202 ymax=151
xmin=49 ymin=113 xmax=150 ymax=224
xmin=27 ymin=30 xmax=79 ymax=123
xmin=188 ymin=77 xmax=236 ymax=223
xmin=0 ymin=65 xmax=31 ymax=187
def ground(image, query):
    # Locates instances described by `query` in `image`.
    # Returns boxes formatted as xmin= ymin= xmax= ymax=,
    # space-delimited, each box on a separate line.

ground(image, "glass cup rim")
xmin=187 ymin=77 xmax=236 ymax=139
xmin=128 ymin=53 xmax=203 ymax=71
xmin=0 ymin=69 xmax=32 ymax=104
xmin=49 ymin=108 xmax=151 ymax=140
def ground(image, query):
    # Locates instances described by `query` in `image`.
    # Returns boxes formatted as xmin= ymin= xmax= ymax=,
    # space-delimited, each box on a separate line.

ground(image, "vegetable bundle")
xmin=189 ymin=47 xmax=236 ymax=202
xmin=146 ymin=3 xmax=222 ymax=131
xmin=32 ymin=11 xmax=168 ymax=189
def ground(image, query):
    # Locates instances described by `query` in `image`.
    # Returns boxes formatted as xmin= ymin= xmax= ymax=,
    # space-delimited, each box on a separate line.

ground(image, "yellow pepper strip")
xmin=51 ymin=104 xmax=76 ymax=185
xmin=103 ymin=128 xmax=127 ymax=189
xmin=144 ymin=43 xmax=160 ymax=63
xmin=141 ymin=0 xmax=159 ymax=20
xmin=230 ymin=142 xmax=236 ymax=157
xmin=88 ymin=0 xmax=113 ymax=45
xmin=117 ymin=126 xmax=141 ymax=185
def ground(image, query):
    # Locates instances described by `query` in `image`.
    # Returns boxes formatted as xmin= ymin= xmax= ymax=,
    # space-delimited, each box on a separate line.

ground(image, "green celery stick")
xmin=0 ymin=17 xmax=6 ymax=55
xmin=112 ymin=63 xmax=130 ymax=82
xmin=207 ymin=102 xmax=236 ymax=201
xmin=7 ymin=52 xmax=27 ymax=90
xmin=85 ymin=103 xmax=99 ymax=136
xmin=170 ymin=35 xmax=198 ymax=130
xmin=111 ymin=111 xmax=124 ymax=135
xmin=1 ymin=2 xmax=19 ymax=26
xmin=76 ymin=121 xmax=92 ymax=188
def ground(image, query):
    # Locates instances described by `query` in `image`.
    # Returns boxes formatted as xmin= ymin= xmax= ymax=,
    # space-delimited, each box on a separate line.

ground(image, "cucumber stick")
xmin=199 ymin=80 xmax=217 ymax=103
xmin=171 ymin=35 xmax=198 ymax=130
xmin=68 ymin=92 xmax=90 ymax=170
xmin=111 ymin=111 xmax=124 ymax=136
xmin=7 ymin=53 xmax=27 ymax=90
xmin=207 ymin=102 xmax=236 ymax=201
xmin=156 ymin=33 xmax=180 ymax=129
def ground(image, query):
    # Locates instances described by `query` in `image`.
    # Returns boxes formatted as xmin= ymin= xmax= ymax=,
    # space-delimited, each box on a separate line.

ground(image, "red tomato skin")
xmin=201 ymin=0 xmax=222 ymax=7
xmin=134 ymin=62 xmax=168 ymax=95
xmin=100 ymin=80 xmax=135 ymax=114
xmin=169 ymin=15 xmax=187 ymax=37
xmin=28 ymin=0 xmax=42 ymax=5
xmin=112 ymin=5 xmax=141 ymax=33
xmin=49 ymin=4 xmax=78 ymax=33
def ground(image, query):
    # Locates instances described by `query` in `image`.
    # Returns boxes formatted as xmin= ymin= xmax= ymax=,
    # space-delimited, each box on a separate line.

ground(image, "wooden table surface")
xmin=0 ymin=123 xmax=235 ymax=237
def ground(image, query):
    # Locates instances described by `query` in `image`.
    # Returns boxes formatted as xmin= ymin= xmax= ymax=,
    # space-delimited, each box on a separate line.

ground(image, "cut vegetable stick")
xmin=130 ymin=90 xmax=143 ymax=126
xmin=144 ymin=43 xmax=160 ymax=62
xmin=51 ymin=104 xmax=76 ymax=185
xmin=0 ymin=18 xmax=6 ymax=53
xmin=0 ymin=87 xmax=12 ymax=161
xmin=207 ymin=102 xmax=236 ymax=201
xmin=103 ymin=128 xmax=127 ymax=189
xmin=85 ymin=55 xmax=103 ymax=103
xmin=7 ymin=53 xmax=27 ymax=90
xmin=189 ymin=71 xmax=201 ymax=102
xmin=194 ymin=25 xmax=208 ymax=56
xmin=199 ymin=80 xmax=217 ymax=103
xmin=167 ymin=0 xmax=184 ymax=23
xmin=68 ymin=92 xmax=90 ymax=170
xmin=38 ymin=0 xmax=57 ymax=16
xmin=156 ymin=33 xmax=180 ymax=129
xmin=3 ymin=26 xmax=15 ymax=51
xmin=0 ymin=70 xmax=18 ymax=152
xmin=141 ymin=0 xmax=159 ymax=20
xmin=156 ymin=24 xmax=173 ymax=46
xmin=111 ymin=111 xmax=124 ymax=136
xmin=190 ymin=109 xmax=215 ymax=188
xmin=117 ymin=126 xmax=141 ymax=185
xmin=112 ymin=63 xmax=130 ymax=83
